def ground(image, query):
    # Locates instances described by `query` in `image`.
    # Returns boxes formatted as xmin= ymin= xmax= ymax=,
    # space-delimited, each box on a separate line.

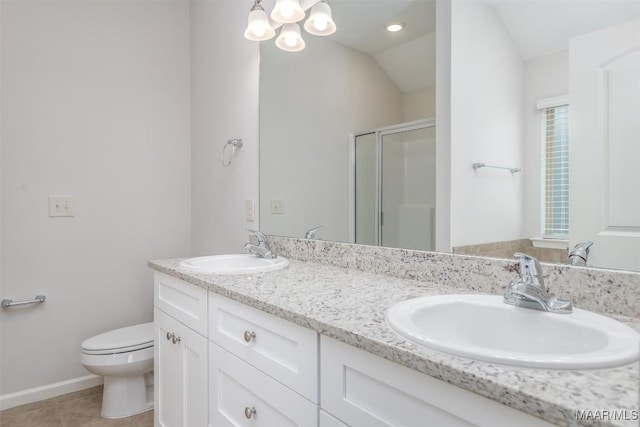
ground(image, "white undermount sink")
xmin=179 ymin=254 xmax=288 ymax=274
xmin=386 ymin=294 xmax=640 ymax=369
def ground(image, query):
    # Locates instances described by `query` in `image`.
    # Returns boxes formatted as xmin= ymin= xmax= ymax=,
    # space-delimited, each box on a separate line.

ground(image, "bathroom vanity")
xmin=150 ymin=237 xmax=640 ymax=427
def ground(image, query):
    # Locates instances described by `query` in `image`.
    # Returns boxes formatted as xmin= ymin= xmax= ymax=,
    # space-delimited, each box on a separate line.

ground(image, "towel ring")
xmin=222 ymin=139 xmax=243 ymax=167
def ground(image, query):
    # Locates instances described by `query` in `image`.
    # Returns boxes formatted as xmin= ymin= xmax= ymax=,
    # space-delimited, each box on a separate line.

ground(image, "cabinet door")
xmin=320 ymin=410 xmax=348 ymax=427
xmin=209 ymin=342 xmax=318 ymax=427
xmin=155 ymin=308 xmax=208 ymax=427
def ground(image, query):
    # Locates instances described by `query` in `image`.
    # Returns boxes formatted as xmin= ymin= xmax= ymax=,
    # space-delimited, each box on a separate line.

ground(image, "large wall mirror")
xmin=259 ymin=0 xmax=640 ymax=272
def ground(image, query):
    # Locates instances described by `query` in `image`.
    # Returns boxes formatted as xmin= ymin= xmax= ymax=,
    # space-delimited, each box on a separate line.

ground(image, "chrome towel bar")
xmin=472 ymin=162 xmax=521 ymax=173
xmin=1 ymin=294 xmax=46 ymax=308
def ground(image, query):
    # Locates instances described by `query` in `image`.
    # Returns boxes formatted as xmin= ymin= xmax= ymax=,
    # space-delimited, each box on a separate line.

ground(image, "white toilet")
xmin=80 ymin=322 xmax=154 ymax=419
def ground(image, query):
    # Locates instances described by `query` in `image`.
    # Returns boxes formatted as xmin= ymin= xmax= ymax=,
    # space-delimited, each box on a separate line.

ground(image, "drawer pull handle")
xmin=243 ymin=331 xmax=256 ymax=342
xmin=244 ymin=406 xmax=256 ymax=419
xmin=166 ymin=332 xmax=181 ymax=344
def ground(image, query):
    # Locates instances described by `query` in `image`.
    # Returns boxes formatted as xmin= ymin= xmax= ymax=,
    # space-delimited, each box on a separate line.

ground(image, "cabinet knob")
xmin=243 ymin=331 xmax=256 ymax=342
xmin=244 ymin=406 xmax=256 ymax=419
xmin=166 ymin=332 xmax=181 ymax=344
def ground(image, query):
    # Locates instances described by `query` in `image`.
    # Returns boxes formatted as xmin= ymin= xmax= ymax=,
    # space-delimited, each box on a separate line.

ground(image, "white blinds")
xmin=543 ymin=104 xmax=569 ymax=237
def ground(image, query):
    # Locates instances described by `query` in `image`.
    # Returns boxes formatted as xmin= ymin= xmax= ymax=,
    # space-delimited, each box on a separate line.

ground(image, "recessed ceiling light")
xmin=386 ymin=22 xmax=405 ymax=32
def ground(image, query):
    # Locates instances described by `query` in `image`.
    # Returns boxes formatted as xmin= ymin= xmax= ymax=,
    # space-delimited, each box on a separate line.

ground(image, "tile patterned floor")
xmin=0 ymin=386 xmax=153 ymax=427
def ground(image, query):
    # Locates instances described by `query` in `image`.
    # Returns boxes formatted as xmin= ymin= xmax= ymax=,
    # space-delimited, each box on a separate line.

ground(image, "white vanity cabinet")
xmin=321 ymin=336 xmax=554 ymax=427
xmin=153 ymin=273 xmax=208 ymax=427
xmin=151 ymin=271 xmax=557 ymax=427
xmin=208 ymin=293 xmax=319 ymax=426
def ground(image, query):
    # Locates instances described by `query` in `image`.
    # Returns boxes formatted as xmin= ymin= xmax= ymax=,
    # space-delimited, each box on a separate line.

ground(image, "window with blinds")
xmin=542 ymin=103 xmax=569 ymax=237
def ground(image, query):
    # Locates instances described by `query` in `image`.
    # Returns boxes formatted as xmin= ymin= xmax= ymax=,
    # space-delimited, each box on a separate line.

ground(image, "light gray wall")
xmin=190 ymin=0 xmax=260 ymax=255
xmin=450 ymin=0 xmax=524 ymax=247
xmin=259 ymin=36 xmax=403 ymax=242
xmin=0 ymin=0 xmax=191 ymax=397
xmin=403 ymin=85 xmax=436 ymax=122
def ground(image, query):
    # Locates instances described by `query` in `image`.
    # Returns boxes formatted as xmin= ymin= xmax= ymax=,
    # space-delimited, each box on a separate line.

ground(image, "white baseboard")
xmin=0 ymin=374 xmax=104 ymax=411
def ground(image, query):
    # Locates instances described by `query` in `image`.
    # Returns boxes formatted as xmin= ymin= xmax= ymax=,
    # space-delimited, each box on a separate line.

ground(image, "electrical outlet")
xmin=246 ymin=198 xmax=255 ymax=222
xmin=271 ymin=199 xmax=284 ymax=214
xmin=49 ymin=195 xmax=75 ymax=217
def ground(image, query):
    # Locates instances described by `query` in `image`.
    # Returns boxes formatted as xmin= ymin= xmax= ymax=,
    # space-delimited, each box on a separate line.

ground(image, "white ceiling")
xmin=486 ymin=0 xmax=640 ymax=60
xmin=328 ymin=0 xmax=436 ymax=55
xmin=261 ymin=1 xmax=640 ymax=93
xmin=328 ymin=0 xmax=437 ymax=93
xmin=373 ymin=33 xmax=436 ymax=93
xmin=327 ymin=0 xmax=640 ymax=60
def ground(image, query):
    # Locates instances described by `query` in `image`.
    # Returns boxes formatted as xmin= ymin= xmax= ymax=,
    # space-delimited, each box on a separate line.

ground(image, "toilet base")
xmin=101 ymin=374 xmax=154 ymax=419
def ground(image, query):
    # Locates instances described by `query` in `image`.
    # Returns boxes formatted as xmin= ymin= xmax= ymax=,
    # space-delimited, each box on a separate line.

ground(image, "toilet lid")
xmin=81 ymin=322 xmax=154 ymax=354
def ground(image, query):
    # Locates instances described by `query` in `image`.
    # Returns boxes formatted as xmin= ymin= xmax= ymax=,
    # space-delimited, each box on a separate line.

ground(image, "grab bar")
xmin=472 ymin=162 xmax=521 ymax=173
xmin=1 ymin=294 xmax=46 ymax=308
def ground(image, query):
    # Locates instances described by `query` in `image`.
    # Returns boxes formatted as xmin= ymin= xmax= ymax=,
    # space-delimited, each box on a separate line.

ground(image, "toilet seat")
xmin=80 ymin=322 xmax=155 ymax=419
xmin=81 ymin=322 xmax=153 ymax=355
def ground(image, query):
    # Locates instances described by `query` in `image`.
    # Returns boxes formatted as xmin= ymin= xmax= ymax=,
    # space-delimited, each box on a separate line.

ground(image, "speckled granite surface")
xmin=149 ymin=239 xmax=640 ymax=427
xmin=268 ymin=236 xmax=640 ymax=318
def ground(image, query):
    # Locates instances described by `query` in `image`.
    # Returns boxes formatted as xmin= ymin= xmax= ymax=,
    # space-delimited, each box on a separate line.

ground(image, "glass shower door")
xmin=354 ymin=132 xmax=377 ymax=246
xmin=381 ymin=126 xmax=436 ymax=250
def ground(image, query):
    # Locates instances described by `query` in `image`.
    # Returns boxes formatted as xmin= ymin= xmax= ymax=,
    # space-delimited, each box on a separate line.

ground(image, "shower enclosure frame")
xmin=348 ymin=117 xmax=436 ymax=246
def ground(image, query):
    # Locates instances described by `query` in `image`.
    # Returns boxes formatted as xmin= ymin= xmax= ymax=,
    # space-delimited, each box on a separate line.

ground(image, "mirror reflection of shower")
xmin=352 ymin=119 xmax=436 ymax=251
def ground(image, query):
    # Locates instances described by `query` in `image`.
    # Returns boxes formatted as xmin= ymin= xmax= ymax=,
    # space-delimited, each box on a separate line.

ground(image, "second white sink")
xmin=179 ymin=254 xmax=288 ymax=274
xmin=387 ymin=294 xmax=640 ymax=369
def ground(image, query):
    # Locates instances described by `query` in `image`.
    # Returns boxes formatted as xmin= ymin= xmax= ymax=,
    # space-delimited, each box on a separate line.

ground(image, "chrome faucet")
xmin=504 ymin=253 xmax=572 ymax=314
xmin=304 ymin=226 xmax=323 ymax=239
xmin=568 ymin=241 xmax=593 ymax=266
xmin=244 ymin=229 xmax=275 ymax=259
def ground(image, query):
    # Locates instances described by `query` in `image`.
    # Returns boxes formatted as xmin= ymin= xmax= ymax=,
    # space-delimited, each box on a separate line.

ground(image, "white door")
xmin=570 ymin=20 xmax=640 ymax=270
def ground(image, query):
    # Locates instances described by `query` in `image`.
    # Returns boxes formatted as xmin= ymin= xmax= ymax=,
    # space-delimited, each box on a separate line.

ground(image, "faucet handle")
xmin=304 ymin=226 xmax=323 ymax=239
xmin=513 ymin=253 xmax=544 ymax=288
xmin=246 ymin=228 xmax=267 ymax=246
xmin=568 ymin=241 xmax=594 ymax=266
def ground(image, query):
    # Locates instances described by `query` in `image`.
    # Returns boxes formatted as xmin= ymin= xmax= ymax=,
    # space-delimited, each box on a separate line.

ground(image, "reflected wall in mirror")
xmin=260 ymin=0 xmax=436 ymax=242
xmin=259 ymin=0 xmax=640 ymax=272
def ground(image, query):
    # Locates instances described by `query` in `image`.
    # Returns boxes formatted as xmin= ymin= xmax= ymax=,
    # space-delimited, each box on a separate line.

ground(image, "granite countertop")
xmin=148 ymin=258 xmax=640 ymax=427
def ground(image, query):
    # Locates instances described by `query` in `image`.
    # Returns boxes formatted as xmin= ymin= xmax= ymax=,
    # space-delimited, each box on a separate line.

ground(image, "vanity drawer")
xmin=209 ymin=342 xmax=318 ymax=427
xmin=321 ymin=336 xmax=553 ymax=427
xmin=209 ymin=292 xmax=318 ymax=403
xmin=154 ymin=272 xmax=207 ymax=336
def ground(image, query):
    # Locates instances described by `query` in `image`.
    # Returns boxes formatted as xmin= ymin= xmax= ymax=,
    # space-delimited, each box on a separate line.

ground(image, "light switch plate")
xmin=271 ymin=200 xmax=284 ymax=214
xmin=246 ymin=198 xmax=255 ymax=222
xmin=49 ymin=195 xmax=75 ymax=217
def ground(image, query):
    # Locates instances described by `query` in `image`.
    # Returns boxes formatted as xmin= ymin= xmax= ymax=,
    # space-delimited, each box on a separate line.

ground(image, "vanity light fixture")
xmin=386 ymin=22 xmax=405 ymax=32
xmin=244 ymin=0 xmax=275 ymax=41
xmin=271 ymin=0 xmax=305 ymax=24
xmin=244 ymin=0 xmax=337 ymax=52
xmin=275 ymin=23 xmax=306 ymax=52
xmin=304 ymin=0 xmax=336 ymax=36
